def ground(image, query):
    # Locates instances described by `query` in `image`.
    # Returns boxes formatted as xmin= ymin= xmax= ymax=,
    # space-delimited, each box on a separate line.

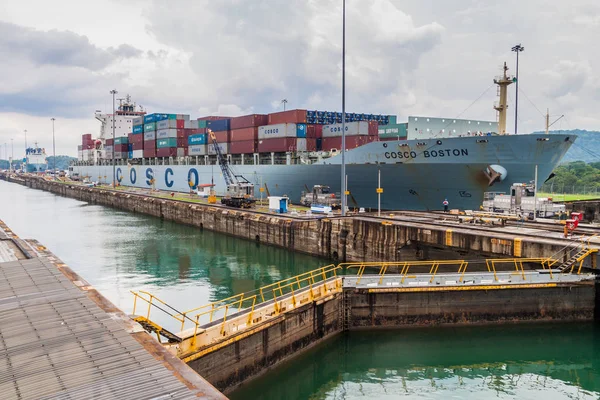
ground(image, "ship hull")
xmin=27 ymin=163 xmax=47 ymax=173
xmin=72 ymin=134 xmax=574 ymax=211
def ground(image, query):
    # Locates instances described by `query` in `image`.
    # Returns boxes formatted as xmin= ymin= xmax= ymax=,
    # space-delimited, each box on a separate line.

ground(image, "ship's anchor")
xmin=483 ymin=164 xmax=507 ymax=186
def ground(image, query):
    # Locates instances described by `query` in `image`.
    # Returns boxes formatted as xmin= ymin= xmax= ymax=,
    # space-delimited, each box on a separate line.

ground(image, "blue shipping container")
xmin=188 ymin=134 xmax=207 ymax=145
xmin=207 ymin=119 xmax=230 ymax=132
xmin=132 ymin=125 xmax=144 ymax=134
xmin=296 ymin=124 xmax=307 ymax=138
xmin=144 ymin=114 xmax=156 ymax=123
xmin=114 ymin=137 xmax=128 ymax=145
xmin=155 ymin=113 xmax=169 ymax=122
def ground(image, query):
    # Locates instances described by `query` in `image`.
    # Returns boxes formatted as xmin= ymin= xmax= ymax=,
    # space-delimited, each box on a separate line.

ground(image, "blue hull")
xmin=73 ymin=134 xmax=575 ymax=211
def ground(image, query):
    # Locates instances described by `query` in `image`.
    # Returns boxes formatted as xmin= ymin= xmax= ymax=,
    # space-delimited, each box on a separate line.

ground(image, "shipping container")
xmin=131 ymin=142 xmax=144 ymax=151
xmin=377 ymin=123 xmax=408 ymax=139
xmin=268 ymin=109 xmax=307 ymax=125
xmin=176 ymin=148 xmax=187 ymax=157
xmin=156 ymin=128 xmax=178 ymax=139
xmin=143 ymin=131 xmax=156 ymax=141
xmin=143 ymin=147 xmax=157 ymax=158
xmin=229 ymin=140 xmax=257 ymax=154
xmin=188 ymin=144 xmax=207 ymax=156
xmin=104 ymin=145 xmax=113 ymax=152
xmin=314 ymin=125 xmax=323 ymax=139
xmin=156 ymin=119 xmax=187 ymax=130
xmin=230 ymin=114 xmax=269 ymax=130
xmin=257 ymin=137 xmax=297 ymax=153
xmin=128 ymin=133 xmax=143 ymax=144
xmin=207 ymin=142 xmax=228 ymax=155
xmin=133 ymin=117 xmax=143 ymax=125
xmin=157 ymin=138 xmax=177 ymax=148
xmin=132 ymin=150 xmax=143 ymax=159
xmin=322 ymin=121 xmax=374 ymax=137
xmin=114 ymin=143 xmax=128 ymax=152
xmin=188 ymin=134 xmax=207 ymax=145
xmin=296 ymin=138 xmax=317 ymax=152
xmin=144 ymin=122 xmax=156 ymax=132
xmin=258 ymin=123 xmax=297 ymax=140
xmin=114 ymin=137 xmax=128 ymax=145
xmin=105 ymin=138 xmax=114 ymax=145
xmin=176 ymin=138 xmax=188 ymax=148
xmin=321 ymin=135 xmax=376 ymax=151
xmin=296 ymin=123 xmax=307 ymax=138
xmin=157 ymin=147 xmax=177 ymax=157
xmin=114 ymin=151 xmax=128 ymax=159
xmin=230 ymin=127 xmax=258 ymax=142
xmin=207 ymin=119 xmax=230 ymax=132
xmin=132 ymin=124 xmax=144 ymax=134
xmin=144 ymin=114 xmax=156 ymax=123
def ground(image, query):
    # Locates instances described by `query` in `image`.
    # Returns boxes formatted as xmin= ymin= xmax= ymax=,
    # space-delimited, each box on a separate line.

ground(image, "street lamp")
xmin=511 ymin=44 xmax=524 ymax=134
xmin=51 ymin=118 xmax=56 ymax=178
xmin=341 ymin=0 xmax=347 ymax=216
xmin=110 ymin=89 xmax=118 ymax=187
xmin=281 ymin=99 xmax=288 ymax=111
xmin=10 ymin=138 xmax=13 ymax=172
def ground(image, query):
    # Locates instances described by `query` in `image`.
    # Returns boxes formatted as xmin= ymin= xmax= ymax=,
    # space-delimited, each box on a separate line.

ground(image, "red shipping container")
xmin=132 ymin=142 xmax=143 ymax=151
xmin=229 ymin=140 xmax=257 ymax=154
xmin=380 ymin=137 xmax=407 ymax=142
xmin=128 ymin=134 xmax=143 ymax=144
xmin=143 ymin=139 xmax=155 ymax=148
xmin=176 ymin=119 xmax=185 ymax=129
xmin=143 ymin=147 xmax=157 ymax=158
xmin=257 ymin=137 xmax=297 ymax=153
xmin=214 ymin=131 xmax=229 ymax=143
xmin=230 ymin=114 xmax=269 ymax=130
xmin=314 ymin=125 xmax=323 ymax=139
xmin=306 ymin=125 xmax=317 ymax=139
xmin=368 ymin=121 xmax=378 ymax=136
xmin=321 ymin=135 xmax=376 ymax=151
xmin=268 ymin=109 xmax=307 ymax=125
xmin=230 ymin=127 xmax=258 ymax=142
xmin=114 ymin=143 xmax=128 ymax=152
xmin=105 ymin=138 xmax=114 ymax=145
xmin=156 ymin=147 xmax=177 ymax=157
xmin=299 ymin=138 xmax=317 ymax=152
xmin=176 ymin=138 xmax=188 ymax=148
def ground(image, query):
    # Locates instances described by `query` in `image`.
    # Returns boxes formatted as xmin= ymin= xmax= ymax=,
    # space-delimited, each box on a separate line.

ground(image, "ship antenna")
xmin=493 ymin=62 xmax=514 ymax=135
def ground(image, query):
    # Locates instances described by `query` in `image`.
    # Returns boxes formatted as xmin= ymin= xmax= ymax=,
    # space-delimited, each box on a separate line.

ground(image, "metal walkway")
xmin=0 ymin=256 xmax=225 ymax=399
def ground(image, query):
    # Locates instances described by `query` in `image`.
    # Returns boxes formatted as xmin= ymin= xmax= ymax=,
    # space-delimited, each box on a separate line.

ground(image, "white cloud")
xmin=0 ymin=0 xmax=599 ymax=159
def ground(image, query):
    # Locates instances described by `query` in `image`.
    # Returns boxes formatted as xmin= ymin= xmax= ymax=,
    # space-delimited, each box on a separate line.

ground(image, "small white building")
xmin=268 ymin=196 xmax=289 ymax=213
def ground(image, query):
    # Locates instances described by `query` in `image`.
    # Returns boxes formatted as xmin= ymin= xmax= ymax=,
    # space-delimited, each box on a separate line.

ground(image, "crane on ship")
xmin=208 ymin=129 xmax=256 ymax=208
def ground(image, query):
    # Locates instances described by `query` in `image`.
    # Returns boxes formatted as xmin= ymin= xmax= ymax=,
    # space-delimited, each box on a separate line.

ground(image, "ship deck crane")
xmin=208 ymin=129 xmax=256 ymax=208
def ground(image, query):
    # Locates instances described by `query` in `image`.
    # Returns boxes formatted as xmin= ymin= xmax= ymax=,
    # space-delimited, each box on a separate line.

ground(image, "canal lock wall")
xmin=6 ymin=175 xmax=577 ymax=263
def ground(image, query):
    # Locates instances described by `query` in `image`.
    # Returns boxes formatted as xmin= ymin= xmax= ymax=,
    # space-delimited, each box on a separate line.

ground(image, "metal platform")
xmin=0 ymin=256 xmax=225 ymax=399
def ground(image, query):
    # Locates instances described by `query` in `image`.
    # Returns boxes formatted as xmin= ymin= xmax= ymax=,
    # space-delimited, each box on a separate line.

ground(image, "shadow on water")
xmin=231 ymin=322 xmax=600 ymax=400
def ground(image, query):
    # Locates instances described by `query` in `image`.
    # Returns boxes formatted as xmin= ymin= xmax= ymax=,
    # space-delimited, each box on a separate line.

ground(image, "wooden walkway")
xmin=0 ymin=222 xmax=226 ymax=399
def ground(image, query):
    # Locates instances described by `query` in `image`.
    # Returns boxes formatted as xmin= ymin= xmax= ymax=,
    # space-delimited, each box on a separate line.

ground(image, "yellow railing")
xmin=131 ymin=264 xmax=342 ymax=341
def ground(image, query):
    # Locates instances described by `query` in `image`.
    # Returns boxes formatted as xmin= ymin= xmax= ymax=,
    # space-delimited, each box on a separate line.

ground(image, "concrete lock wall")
xmin=186 ymin=294 xmax=342 ymax=394
xmin=5 ymin=176 xmax=578 ymax=263
xmin=346 ymin=283 xmax=596 ymax=329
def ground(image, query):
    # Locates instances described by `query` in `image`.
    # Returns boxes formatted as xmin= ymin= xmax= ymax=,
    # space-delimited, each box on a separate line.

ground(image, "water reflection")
xmin=231 ymin=323 xmax=600 ymax=400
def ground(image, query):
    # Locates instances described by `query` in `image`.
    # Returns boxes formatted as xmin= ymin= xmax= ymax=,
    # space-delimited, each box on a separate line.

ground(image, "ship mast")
xmin=493 ymin=62 xmax=514 ymax=135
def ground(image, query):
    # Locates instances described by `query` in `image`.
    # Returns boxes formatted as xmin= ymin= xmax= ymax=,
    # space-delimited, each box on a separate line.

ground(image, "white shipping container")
xmin=296 ymin=138 xmax=307 ymax=152
xmin=184 ymin=120 xmax=196 ymax=129
xmin=132 ymin=150 xmax=143 ymax=159
xmin=156 ymin=128 xmax=177 ymax=139
xmin=208 ymin=142 xmax=228 ymax=155
xmin=144 ymin=131 xmax=156 ymax=141
xmin=133 ymin=117 xmax=143 ymax=125
xmin=188 ymin=144 xmax=207 ymax=156
xmin=177 ymin=114 xmax=191 ymax=121
xmin=258 ymin=123 xmax=297 ymax=140
xmin=114 ymin=152 xmax=127 ymax=159
xmin=177 ymin=148 xmax=186 ymax=157
xmin=104 ymin=145 xmax=113 ymax=151
xmin=323 ymin=121 xmax=369 ymax=137
xmin=156 ymin=120 xmax=177 ymax=130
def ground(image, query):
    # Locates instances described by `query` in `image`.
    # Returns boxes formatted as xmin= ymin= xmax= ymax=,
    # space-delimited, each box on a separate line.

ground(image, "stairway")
xmin=133 ymin=315 xmax=183 ymax=343
xmin=556 ymin=249 xmax=593 ymax=273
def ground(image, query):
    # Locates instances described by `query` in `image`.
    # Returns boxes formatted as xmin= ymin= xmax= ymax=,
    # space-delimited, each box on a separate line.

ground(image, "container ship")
xmin=71 ymin=64 xmax=575 ymax=211
xmin=25 ymin=144 xmax=48 ymax=173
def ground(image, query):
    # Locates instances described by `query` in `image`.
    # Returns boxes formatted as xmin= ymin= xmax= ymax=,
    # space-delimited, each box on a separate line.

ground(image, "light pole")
xmin=24 ymin=129 xmax=28 ymax=171
xmin=281 ymin=99 xmax=288 ymax=111
xmin=341 ymin=0 xmax=347 ymax=216
xmin=110 ymin=89 xmax=118 ymax=187
xmin=10 ymin=138 xmax=14 ymax=172
xmin=511 ymin=44 xmax=524 ymax=134
xmin=51 ymin=118 xmax=56 ymax=177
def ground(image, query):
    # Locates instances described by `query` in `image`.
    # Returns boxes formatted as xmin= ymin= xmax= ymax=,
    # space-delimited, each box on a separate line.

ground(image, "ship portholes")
xmin=436 ymin=140 xmax=442 ymax=145
xmin=383 ymin=143 xmax=388 ymax=148
xmin=565 ymin=137 xmax=570 ymax=142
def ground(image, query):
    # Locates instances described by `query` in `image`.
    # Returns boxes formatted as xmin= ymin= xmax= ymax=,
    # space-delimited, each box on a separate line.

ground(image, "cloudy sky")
xmin=0 ymin=0 xmax=598 ymax=157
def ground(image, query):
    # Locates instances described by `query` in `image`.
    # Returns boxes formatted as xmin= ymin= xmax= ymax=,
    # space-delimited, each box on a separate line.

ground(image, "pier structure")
xmin=0 ymin=220 xmax=225 ymax=399
xmin=131 ymin=245 xmax=597 ymax=393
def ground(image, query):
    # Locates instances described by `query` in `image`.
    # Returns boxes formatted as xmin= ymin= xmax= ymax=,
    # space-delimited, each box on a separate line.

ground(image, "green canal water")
xmin=3 ymin=180 xmax=600 ymax=399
